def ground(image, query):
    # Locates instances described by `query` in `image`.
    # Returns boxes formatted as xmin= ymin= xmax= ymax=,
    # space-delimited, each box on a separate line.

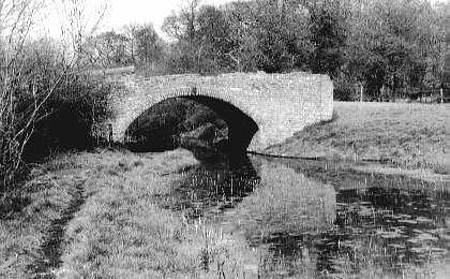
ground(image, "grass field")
xmin=267 ymin=102 xmax=450 ymax=174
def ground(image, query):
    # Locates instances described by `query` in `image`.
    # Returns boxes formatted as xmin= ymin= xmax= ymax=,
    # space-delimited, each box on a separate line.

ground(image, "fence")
xmin=407 ymin=88 xmax=450 ymax=103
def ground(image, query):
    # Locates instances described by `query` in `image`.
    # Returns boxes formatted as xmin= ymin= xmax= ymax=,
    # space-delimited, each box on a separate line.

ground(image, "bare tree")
xmin=1 ymin=0 xmax=45 ymax=190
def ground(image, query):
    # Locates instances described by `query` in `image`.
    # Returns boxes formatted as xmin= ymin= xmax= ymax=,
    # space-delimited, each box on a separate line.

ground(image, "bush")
xmin=23 ymin=75 xmax=111 ymax=161
xmin=1 ymin=39 xmax=111 ymax=196
xmin=333 ymin=75 xmax=360 ymax=101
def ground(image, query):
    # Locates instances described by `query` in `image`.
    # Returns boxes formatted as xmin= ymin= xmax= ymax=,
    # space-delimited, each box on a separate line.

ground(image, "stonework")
xmin=106 ymin=72 xmax=333 ymax=152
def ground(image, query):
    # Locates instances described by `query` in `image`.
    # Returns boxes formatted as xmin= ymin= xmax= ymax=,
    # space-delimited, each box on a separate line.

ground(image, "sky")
xmin=39 ymin=0 xmax=243 ymax=39
xmin=42 ymin=0 xmax=443 ymax=40
xmin=103 ymin=0 xmax=241 ymax=33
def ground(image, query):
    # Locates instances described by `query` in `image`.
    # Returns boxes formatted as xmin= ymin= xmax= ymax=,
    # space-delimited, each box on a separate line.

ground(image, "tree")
xmin=195 ymin=5 xmax=234 ymax=72
xmin=93 ymin=30 xmax=131 ymax=67
xmin=161 ymin=0 xmax=313 ymax=73
xmin=1 ymin=0 xmax=50 ymax=189
xmin=225 ymin=0 xmax=312 ymax=73
xmin=133 ymin=24 xmax=164 ymax=65
xmin=309 ymin=0 xmax=348 ymax=77
xmin=437 ymin=1 xmax=450 ymax=86
xmin=345 ymin=0 xmax=443 ymax=100
xmin=162 ymin=0 xmax=202 ymax=73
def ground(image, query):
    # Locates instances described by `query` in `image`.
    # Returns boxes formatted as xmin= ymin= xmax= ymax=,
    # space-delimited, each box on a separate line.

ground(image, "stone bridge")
xmin=106 ymin=71 xmax=333 ymax=152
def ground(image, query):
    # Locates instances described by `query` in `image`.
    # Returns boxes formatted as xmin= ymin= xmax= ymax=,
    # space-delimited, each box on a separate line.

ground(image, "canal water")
xmin=161 ymin=152 xmax=450 ymax=278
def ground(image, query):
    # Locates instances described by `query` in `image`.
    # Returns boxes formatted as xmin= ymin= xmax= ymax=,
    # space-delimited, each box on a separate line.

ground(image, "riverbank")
xmin=266 ymin=101 xmax=450 ymax=175
xmin=0 ymin=149 xmax=265 ymax=278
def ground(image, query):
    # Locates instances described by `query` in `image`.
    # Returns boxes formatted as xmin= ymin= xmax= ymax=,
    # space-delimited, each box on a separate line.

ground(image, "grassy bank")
xmin=267 ymin=102 xmax=450 ymax=174
xmin=1 ymin=147 xmax=339 ymax=278
xmin=0 ymin=149 xmax=258 ymax=278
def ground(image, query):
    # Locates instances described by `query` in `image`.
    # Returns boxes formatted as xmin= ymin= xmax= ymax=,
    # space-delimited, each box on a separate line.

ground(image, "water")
xmin=160 ymin=154 xmax=260 ymax=219
xmin=162 ymin=152 xmax=450 ymax=278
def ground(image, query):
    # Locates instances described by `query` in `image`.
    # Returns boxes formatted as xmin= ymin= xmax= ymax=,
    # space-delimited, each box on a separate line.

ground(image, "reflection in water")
xmin=160 ymin=153 xmax=260 ymax=219
xmin=237 ymin=162 xmax=336 ymax=239
xmin=257 ymin=187 xmax=450 ymax=277
xmin=163 ymin=152 xmax=450 ymax=277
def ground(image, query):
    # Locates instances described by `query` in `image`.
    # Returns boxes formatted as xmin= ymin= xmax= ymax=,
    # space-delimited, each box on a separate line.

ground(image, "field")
xmin=1 ymin=101 xmax=449 ymax=278
xmin=267 ymin=102 xmax=450 ymax=175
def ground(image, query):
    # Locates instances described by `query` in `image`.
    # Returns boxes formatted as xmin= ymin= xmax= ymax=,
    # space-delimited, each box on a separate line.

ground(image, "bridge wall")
xmin=107 ymin=72 xmax=333 ymax=151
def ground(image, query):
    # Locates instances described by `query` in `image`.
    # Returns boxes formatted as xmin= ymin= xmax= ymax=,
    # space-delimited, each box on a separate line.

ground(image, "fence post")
xmin=441 ymin=88 xmax=444 ymax=104
xmin=360 ymin=83 xmax=364 ymax=102
xmin=107 ymin=123 xmax=113 ymax=147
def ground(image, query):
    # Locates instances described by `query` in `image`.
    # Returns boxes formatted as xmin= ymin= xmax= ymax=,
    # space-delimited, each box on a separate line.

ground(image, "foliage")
xmin=437 ymin=1 xmax=450 ymax=86
xmin=85 ymin=23 xmax=165 ymax=69
xmin=0 ymin=0 xmax=111 ymax=196
xmin=345 ymin=0 xmax=443 ymax=100
xmin=132 ymin=24 xmax=165 ymax=66
xmin=309 ymin=0 xmax=348 ymax=78
xmin=161 ymin=0 xmax=313 ymax=74
xmin=91 ymin=31 xmax=131 ymax=67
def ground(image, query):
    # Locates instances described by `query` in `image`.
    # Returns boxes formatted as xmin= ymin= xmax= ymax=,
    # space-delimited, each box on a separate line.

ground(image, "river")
xmin=160 ymin=151 xmax=450 ymax=278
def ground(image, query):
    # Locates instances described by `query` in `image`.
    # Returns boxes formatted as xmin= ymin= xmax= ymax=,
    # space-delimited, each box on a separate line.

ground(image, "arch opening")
xmin=124 ymin=95 xmax=259 ymax=157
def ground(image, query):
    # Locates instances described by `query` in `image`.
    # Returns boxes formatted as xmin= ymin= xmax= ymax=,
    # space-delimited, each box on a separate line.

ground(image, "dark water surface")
xmin=163 ymin=153 xmax=450 ymax=278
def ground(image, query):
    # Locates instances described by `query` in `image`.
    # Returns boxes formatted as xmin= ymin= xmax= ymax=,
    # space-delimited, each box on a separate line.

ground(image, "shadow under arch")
xmin=124 ymin=94 xmax=259 ymax=155
xmin=181 ymin=95 xmax=259 ymax=153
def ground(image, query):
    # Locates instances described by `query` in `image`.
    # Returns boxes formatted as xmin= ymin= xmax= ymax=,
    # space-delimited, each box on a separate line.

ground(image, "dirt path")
xmin=29 ymin=179 xmax=86 ymax=279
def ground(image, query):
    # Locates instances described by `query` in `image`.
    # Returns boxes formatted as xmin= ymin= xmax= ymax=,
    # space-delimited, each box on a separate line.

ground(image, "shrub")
xmin=333 ymin=75 xmax=360 ymax=101
xmin=23 ymin=75 xmax=111 ymax=161
xmin=0 ymin=39 xmax=111 ymax=196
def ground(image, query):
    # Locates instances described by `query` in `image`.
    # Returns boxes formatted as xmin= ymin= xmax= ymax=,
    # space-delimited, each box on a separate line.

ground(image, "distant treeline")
xmin=83 ymin=0 xmax=449 ymax=101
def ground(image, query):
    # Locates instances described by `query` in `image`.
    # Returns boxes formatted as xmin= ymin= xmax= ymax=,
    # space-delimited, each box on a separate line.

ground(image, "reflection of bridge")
xmin=107 ymin=72 xmax=333 ymax=151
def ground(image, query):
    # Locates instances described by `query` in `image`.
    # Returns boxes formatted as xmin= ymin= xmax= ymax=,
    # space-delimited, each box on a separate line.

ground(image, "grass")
xmin=1 ymin=148 xmax=264 ymax=278
xmin=0 ymin=155 xmax=78 ymax=278
xmin=266 ymin=102 xmax=450 ymax=174
xmin=56 ymin=150 xmax=201 ymax=278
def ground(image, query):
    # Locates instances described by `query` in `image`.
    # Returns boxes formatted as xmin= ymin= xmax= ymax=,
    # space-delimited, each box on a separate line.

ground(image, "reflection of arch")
xmin=125 ymin=95 xmax=259 ymax=152
xmin=164 ymin=153 xmax=260 ymax=218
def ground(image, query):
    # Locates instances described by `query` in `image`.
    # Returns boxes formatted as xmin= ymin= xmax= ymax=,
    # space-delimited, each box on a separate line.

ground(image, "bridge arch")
xmin=124 ymin=94 xmax=259 ymax=152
